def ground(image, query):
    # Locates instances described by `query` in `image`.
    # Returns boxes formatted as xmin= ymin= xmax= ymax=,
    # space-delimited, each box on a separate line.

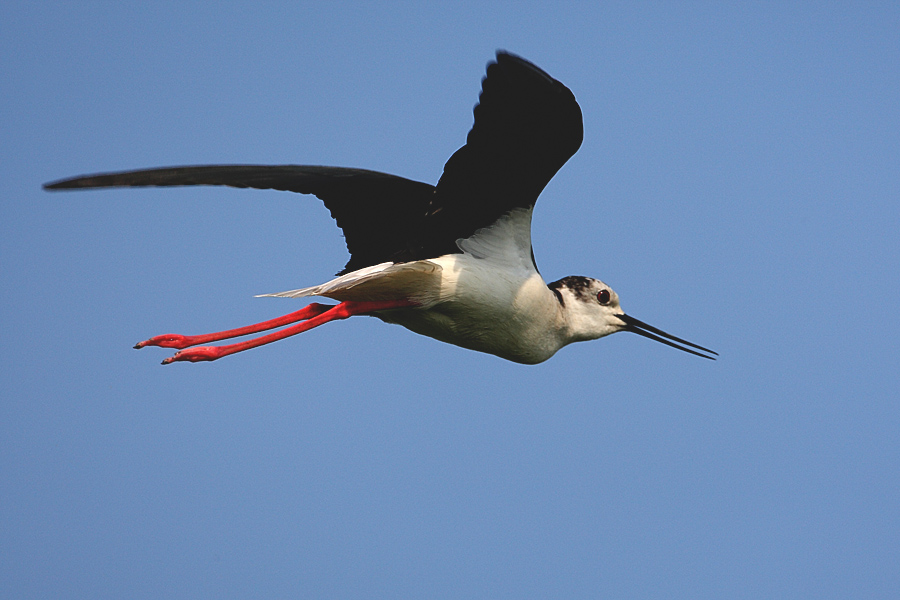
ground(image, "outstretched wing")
xmin=426 ymin=51 xmax=583 ymax=248
xmin=44 ymin=165 xmax=435 ymax=274
xmin=44 ymin=52 xmax=584 ymax=274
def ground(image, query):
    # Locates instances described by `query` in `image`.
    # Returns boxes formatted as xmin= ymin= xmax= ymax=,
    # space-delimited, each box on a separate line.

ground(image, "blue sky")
xmin=2 ymin=2 xmax=898 ymax=598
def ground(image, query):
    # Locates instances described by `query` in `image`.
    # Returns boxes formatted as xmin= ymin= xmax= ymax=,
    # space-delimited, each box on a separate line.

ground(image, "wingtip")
xmin=43 ymin=177 xmax=88 ymax=191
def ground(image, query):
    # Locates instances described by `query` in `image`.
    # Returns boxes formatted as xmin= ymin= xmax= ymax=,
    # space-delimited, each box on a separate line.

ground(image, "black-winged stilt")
xmin=45 ymin=52 xmax=716 ymax=364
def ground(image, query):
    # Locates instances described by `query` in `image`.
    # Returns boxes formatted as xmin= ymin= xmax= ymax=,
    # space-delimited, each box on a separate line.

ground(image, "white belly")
xmin=377 ymin=253 xmax=565 ymax=364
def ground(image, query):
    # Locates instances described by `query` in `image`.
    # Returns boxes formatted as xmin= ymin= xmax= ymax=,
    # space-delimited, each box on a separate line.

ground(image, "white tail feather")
xmin=256 ymin=261 xmax=443 ymax=303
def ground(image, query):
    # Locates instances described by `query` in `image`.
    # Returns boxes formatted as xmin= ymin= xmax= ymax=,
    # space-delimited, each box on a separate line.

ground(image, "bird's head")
xmin=550 ymin=276 xmax=716 ymax=359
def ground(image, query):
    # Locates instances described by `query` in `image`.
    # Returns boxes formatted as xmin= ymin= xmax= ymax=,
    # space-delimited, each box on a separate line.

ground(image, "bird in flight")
xmin=45 ymin=52 xmax=716 ymax=365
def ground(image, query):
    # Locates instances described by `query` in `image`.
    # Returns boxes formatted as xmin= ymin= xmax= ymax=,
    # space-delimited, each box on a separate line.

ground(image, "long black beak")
xmin=617 ymin=314 xmax=717 ymax=360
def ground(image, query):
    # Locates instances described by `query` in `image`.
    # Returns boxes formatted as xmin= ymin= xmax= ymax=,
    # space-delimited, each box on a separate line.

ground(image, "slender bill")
xmin=617 ymin=314 xmax=717 ymax=360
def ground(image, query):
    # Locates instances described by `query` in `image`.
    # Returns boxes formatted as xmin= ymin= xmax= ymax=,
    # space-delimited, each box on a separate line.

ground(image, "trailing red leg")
xmin=135 ymin=302 xmax=333 ymax=350
xmin=160 ymin=299 xmax=417 ymax=364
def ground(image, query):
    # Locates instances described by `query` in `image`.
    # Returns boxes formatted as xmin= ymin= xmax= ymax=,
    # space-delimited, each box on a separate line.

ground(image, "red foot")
xmin=135 ymin=302 xmax=333 ymax=350
xmin=135 ymin=334 xmax=195 ymax=350
xmin=161 ymin=346 xmax=223 ymax=364
xmin=152 ymin=299 xmax=417 ymax=364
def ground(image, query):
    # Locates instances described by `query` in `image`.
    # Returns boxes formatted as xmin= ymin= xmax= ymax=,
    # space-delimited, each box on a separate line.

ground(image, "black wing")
xmin=44 ymin=52 xmax=584 ymax=273
xmin=44 ymin=165 xmax=435 ymax=274
xmin=427 ymin=51 xmax=583 ymax=245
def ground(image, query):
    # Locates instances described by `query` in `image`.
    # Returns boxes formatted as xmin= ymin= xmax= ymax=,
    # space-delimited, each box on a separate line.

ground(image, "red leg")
xmin=160 ymin=299 xmax=417 ymax=364
xmin=135 ymin=302 xmax=333 ymax=350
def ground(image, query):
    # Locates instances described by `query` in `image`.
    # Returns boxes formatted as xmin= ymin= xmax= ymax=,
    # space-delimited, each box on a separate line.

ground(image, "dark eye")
xmin=597 ymin=289 xmax=611 ymax=305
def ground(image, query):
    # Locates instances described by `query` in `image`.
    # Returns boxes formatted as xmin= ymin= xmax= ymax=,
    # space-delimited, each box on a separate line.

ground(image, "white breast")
xmin=378 ymin=208 xmax=567 ymax=364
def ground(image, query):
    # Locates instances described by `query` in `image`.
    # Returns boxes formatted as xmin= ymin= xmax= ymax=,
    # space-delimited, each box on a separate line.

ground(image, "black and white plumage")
xmin=44 ymin=52 xmax=716 ymax=364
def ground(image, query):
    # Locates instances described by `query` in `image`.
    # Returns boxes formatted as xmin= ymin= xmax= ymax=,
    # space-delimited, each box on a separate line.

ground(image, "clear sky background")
xmin=2 ymin=2 xmax=898 ymax=598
